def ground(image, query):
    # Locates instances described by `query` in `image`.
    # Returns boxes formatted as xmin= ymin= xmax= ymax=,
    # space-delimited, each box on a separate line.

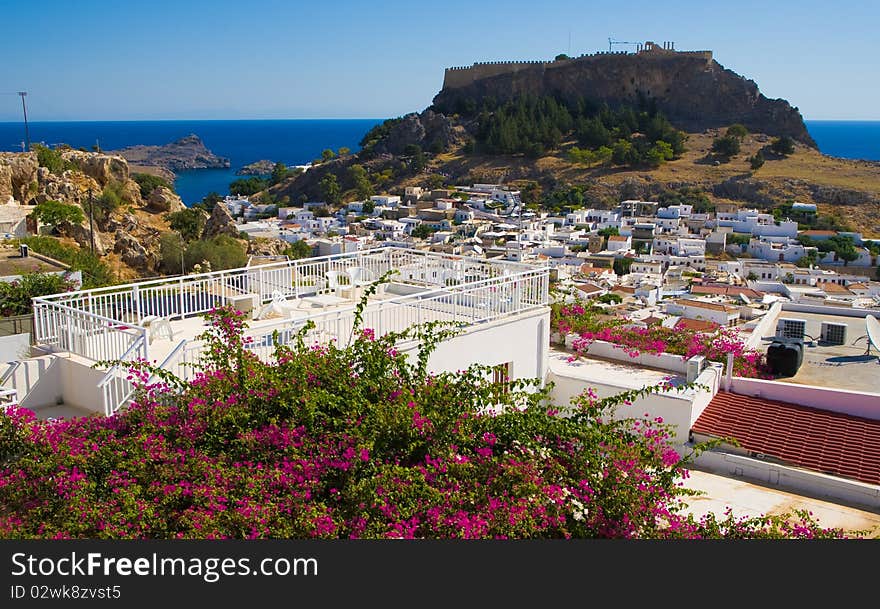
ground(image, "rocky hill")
xmin=0 ymin=149 xmax=185 ymax=279
xmin=434 ymin=47 xmax=815 ymax=146
xmin=266 ymin=48 xmax=880 ymax=236
xmin=110 ymin=134 xmax=230 ymax=180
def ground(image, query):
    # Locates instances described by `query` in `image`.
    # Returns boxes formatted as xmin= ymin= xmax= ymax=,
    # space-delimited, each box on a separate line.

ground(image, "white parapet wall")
xmin=402 ymin=308 xmax=551 ymax=384
xmin=693 ymin=450 xmax=880 ymax=511
xmin=729 ymin=376 xmax=880 ymax=419
xmin=547 ymin=352 xmax=721 ymax=448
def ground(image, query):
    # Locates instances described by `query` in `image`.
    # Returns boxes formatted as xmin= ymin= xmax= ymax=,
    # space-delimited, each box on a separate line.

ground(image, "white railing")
xmin=220 ymin=266 xmax=549 ymax=364
xmin=31 ymin=247 xmax=539 ymax=363
xmin=32 ymin=300 xmax=146 ymax=364
xmin=97 ymin=335 xmax=148 ymax=417
xmin=96 ymin=261 xmax=549 ymax=415
xmin=0 ymin=388 xmax=17 ymax=409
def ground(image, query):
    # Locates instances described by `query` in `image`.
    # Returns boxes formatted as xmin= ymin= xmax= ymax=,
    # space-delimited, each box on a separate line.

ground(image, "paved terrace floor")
xmin=682 ymin=468 xmax=880 ymax=537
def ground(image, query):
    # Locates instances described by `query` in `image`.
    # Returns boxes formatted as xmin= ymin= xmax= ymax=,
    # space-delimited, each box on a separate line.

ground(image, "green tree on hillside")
xmin=770 ymin=136 xmax=796 ymax=156
xmin=132 ymin=173 xmax=173 ymax=198
xmin=349 ymin=164 xmax=374 ymax=200
xmin=711 ymin=135 xmax=741 ymax=159
xmin=319 ymin=174 xmax=341 ymax=206
xmin=30 ymin=200 xmax=84 ymax=229
xmin=167 ymin=208 xmax=207 ymax=242
xmin=285 ymin=240 xmax=313 ymax=260
xmin=749 ymin=151 xmax=765 ymax=171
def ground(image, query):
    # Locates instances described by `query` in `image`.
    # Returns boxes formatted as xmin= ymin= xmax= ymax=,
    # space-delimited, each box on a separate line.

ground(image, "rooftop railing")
xmin=32 ymin=247 xmax=548 ymax=413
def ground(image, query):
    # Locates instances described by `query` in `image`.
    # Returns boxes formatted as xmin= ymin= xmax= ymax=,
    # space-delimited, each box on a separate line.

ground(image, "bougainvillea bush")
xmin=552 ymin=302 xmax=770 ymax=378
xmin=0 ymin=306 xmax=842 ymax=539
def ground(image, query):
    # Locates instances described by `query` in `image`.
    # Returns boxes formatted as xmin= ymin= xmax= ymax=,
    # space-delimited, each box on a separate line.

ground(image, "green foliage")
xmin=404 ymin=144 xmax=426 ymax=173
xmin=555 ymin=53 xmax=571 ymax=60
xmin=411 ymin=224 xmax=435 ymax=239
xmin=319 ymin=174 xmax=341 ymax=206
xmin=18 ymin=236 xmax=114 ymax=288
xmin=770 ymin=136 xmax=796 ymax=156
xmin=338 ymin=147 xmax=350 ymax=156
xmin=166 ymin=208 xmax=207 ymax=242
xmin=158 ymin=232 xmax=185 ymax=275
xmin=33 ymin=144 xmax=75 ymax=175
xmin=94 ymin=181 xmax=127 ymax=223
xmin=749 ymin=151 xmax=765 ymax=171
xmin=269 ymin=162 xmax=292 ymax=186
xmin=229 ymin=177 xmax=268 ymax=196
xmin=0 ymin=272 xmax=79 ymax=317
xmin=194 ymin=192 xmax=223 ymax=212
xmin=596 ymin=292 xmax=623 ymax=305
xmin=349 ymin=164 xmax=374 ymax=200
xmin=726 ymin=124 xmax=749 ymax=140
xmin=284 ymin=240 xmax=313 ymax=260
xmin=711 ymin=134 xmax=741 ymax=159
xmin=132 ymin=173 xmax=173 ymax=199
xmin=613 ymin=257 xmax=633 ymax=275
xmin=184 ymin=235 xmax=247 ymax=272
xmin=471 ymin=95 xmax=685 ymax=166
xmin=359 ymin=117 xmax=403 ymax=153
xmin=321 ymin=149 xmax=337 ymax=162
xmin=598 ymin=226 xmax=619 ymax=238
xmin=658 ymin=187 xmax=714 ymax=213
xmin=30 ymin=200 xmax=84 ymax=228
xmin=727 ymin=233 xmax=752 ymax=246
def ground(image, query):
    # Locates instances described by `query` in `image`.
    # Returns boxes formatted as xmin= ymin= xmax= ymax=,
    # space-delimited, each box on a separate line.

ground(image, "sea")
xmin=0 ymin=119 xmax=876 ymax=205
xmin=0 ymin=119 xmax=382 ymax=205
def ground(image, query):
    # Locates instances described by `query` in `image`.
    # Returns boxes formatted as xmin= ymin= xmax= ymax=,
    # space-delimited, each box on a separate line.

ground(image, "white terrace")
xmin=15 ymin=247 xmax=549 ymax=417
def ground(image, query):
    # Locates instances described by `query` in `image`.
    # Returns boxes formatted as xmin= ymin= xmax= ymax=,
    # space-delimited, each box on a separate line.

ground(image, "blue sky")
xmin=0 ymin=0 xmax=877 ymax=121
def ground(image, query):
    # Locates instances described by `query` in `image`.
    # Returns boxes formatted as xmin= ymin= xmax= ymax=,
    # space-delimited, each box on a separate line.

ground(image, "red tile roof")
xmin=691 ymin=284 xmax=764 ymax=300
xmin=692 ymin=392 xmax=880 ymax=485
xmin=674 ymin=318 xmax=719 ymax=332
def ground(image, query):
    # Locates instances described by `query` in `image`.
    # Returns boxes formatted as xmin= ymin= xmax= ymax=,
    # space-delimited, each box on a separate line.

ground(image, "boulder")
xmin=147 ymin=186 xmax=185 ymax=213
xmin=203 ymin=203 xmax=239 ymax=238
xmin=247 ymin=237 xmax=289 ymax=257
xmin=61 ymin=150 xmax=130 ymax=186
xmin=0 ymin=152 xmax=39 ymax=204
xmin=114 ymin=230 xmax=158 ymax=271
xmin=61 ymin=222 xmax=108 ymax=256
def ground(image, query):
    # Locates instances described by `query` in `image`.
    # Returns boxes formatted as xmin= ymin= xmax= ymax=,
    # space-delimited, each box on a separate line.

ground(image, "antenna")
xmin=18 ymin=92 xmax=30 ymax=152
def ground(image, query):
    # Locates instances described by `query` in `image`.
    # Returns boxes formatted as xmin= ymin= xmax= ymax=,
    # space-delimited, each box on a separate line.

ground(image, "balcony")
xmin=30 ymin=247 xmax=550 ymax=416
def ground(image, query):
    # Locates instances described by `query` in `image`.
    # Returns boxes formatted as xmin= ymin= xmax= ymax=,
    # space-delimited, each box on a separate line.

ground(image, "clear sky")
xmin=0 ymin=0 xmax=877 ymax=121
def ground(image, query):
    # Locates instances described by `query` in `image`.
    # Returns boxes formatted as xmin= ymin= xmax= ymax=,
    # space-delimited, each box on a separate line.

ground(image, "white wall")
xmin=0 ymin=333 xmax=30 ymax=361
xmin=693 ymin=450 xmax=880 ymax=510
xmin=400 ymin=309 xmax=550 ymax=384
xmin=729 ymin=377 xmax=880 ymax=419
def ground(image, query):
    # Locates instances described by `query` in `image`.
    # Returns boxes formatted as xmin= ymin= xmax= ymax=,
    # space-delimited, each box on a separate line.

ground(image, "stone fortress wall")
xmin=443 ymin=42 xmax=713 ymax=89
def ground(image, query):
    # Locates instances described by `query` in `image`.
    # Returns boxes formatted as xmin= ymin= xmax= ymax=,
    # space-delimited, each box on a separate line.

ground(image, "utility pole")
xmin=18 ymin=92 xmax=30 ymax=152
xmin=88 ymin=189 xmax=96 ymax=254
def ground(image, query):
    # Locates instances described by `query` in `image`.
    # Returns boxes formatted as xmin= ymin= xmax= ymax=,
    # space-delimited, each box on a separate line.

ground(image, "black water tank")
xmin=19 ymin=243 xmax=28 ymax=258
xmin=766 ymin=340 xmax=803 ymax=377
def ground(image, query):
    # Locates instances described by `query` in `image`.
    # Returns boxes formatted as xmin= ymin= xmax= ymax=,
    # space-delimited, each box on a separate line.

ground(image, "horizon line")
xmin=1 ymin=116 xmax=880 ymax=124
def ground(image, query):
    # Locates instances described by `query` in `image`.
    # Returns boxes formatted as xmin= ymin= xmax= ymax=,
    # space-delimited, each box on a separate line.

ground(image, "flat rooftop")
xmin=547 ymin=348 xmax=698 ymax=398
xmin=0 ymin=245 xmax=68 ymax=277
xmin=682 ymin=469 xmax=880 ymax=537
xmin=771 ymin=310 xmax=880 ymax=393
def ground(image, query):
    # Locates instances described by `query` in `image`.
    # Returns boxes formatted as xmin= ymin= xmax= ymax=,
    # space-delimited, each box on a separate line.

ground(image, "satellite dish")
xmin=866 ymin=314 xmax=880 ymax=356
xmin=739 ymin=293 xmax=752 ymax=305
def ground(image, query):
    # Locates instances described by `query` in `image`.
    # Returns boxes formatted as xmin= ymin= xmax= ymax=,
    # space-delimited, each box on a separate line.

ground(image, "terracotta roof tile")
xmin=692 ymin=392 xmax=880 ymax=485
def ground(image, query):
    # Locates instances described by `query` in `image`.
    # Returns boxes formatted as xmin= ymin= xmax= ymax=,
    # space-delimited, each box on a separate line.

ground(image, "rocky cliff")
xmin=0 ymin=149 xmax=183 ymax=277
xmin=110 ymin=134 xmax=230 ymax=176
xmin=433 ymin=51 xmax=816 ymax=147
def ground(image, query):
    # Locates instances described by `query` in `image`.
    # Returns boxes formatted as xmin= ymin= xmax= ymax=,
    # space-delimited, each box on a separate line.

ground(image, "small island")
xmin=110 ymin=134 xmax=230 ymax=180
xmin=236 ymin=159 xmax=276 ymax=175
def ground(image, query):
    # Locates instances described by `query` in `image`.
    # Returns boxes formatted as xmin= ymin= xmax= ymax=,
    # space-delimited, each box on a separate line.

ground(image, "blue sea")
xmin=0 ymin=119 xmax=382 ymax=205
xmin=0 ymin=119 xmax=875 ymax=205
